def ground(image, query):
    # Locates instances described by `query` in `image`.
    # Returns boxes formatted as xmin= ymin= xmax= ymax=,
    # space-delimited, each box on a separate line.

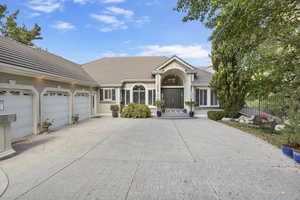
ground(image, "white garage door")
xmin=74 ymin=93 xmax=90 ymax=121
xmin=42 ymin=91 xmax=70 ymax=131
xmin=0 ymin=90 xmax=33 ymax=140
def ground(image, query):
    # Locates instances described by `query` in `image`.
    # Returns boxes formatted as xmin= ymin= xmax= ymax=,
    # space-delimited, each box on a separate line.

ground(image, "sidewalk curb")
xmin=0 ymin=167 xmax=9 ymax=198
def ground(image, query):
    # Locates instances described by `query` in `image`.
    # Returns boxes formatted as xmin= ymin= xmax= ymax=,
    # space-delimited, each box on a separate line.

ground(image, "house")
xmin=0 ymin=36 xmax=219 ymax=141
xmin=0 ymin=37 xmax=98 ymax=141
xmin=82 ymin=56 xmax=219 ymax=116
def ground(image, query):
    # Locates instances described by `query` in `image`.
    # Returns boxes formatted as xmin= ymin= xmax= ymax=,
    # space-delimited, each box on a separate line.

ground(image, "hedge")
xmin=121 ymin=103 xmax=151 ymax=118
xmin=207 ymin=111 xmax=225 ymax=121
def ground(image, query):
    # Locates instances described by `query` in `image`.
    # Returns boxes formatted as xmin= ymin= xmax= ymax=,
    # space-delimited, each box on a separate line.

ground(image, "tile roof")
xmin=82 ymin=56 xmax=169 ymax=85
xmin=0 ymin=37 xmax=97 ymax=86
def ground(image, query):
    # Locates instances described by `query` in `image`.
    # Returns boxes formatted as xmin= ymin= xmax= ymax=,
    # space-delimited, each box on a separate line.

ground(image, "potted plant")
xmin=110 ymin=104 xmax=120 ymax=118
xmin=155 ymin=100 xmax=165 ymax=117
xmin=185 ymin=100 xmax=196 ymax=118
xmin=40 ymin=119 xmax=53 ymax=132
xmin=72 ymin=114 xmax=80 ymax=124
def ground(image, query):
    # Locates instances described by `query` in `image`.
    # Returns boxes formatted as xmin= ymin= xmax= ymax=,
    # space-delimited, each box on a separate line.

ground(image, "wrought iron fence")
xmin=241 ymin=95 xmax=287 ymax=119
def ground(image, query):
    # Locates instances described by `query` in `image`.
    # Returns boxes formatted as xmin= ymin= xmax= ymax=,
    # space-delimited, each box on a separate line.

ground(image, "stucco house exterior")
xmin=0 ymin=36 xmax=219 ymax=142
xmin=82 ymin=56 xmax=219 ymax=116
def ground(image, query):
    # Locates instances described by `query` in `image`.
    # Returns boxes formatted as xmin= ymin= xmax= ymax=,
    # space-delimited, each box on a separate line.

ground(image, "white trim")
xmin=130 ymin=84 xmax=147 ymax=104
xmin=155 ymin=56 xmax=195 ymax=71
xmin=0 ymin=82 xmax=39 ymax=135
xmin=41 ymin=87 xmax=72 ymax=125
xmin=161 ymin=86 xmax=184 ymax=89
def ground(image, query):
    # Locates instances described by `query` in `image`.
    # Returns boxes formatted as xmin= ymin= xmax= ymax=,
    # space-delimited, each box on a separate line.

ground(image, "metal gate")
xmin=162 ymin=88 xmax=184 ymax=108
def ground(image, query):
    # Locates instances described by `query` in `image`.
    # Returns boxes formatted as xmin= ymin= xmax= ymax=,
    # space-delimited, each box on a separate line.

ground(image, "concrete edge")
xmin=0 ymin=167 xmax=9 ymax=198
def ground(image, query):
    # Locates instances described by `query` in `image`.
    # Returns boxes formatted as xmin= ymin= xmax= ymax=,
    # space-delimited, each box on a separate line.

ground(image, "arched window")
xmin=162 ymin=74 xmax=183 ymax=86
xmin=133 ymin=85 xmax=145 ymax=104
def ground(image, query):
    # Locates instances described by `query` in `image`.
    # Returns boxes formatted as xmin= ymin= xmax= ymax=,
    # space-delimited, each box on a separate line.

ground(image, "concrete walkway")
xmin=0 ymin=117 xmax=299 ymax=200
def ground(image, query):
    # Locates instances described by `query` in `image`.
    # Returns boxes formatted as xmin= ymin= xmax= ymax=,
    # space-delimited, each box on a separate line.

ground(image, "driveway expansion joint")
xmin=171 ymin=120 xmax=197 ymax=162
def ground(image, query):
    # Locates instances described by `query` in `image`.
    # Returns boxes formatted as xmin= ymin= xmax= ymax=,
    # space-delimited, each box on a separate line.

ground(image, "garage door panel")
xmin=74 ymin=95 xmax=90 ymax=121
xmin=42 ymin=94 xmax=70 ymax=131
xmin=0 ymin=91 xmax=33 ymax=140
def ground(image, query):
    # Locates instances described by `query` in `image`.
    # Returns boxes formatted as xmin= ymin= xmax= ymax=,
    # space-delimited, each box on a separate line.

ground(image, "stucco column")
xmin=155 ymin=73 xmax=161 ymax=100
xmin=116 ymin=88 xmax=121 ymax=105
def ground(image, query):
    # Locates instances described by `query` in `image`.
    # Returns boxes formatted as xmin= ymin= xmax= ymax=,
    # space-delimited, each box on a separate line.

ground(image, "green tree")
xmin=0 ymin=4 xmax=42 ymax=46
xmin=175 ymin=0 xmax=299 ymax=115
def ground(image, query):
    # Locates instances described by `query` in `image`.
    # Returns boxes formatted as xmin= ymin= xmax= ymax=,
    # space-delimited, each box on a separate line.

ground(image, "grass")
xmin=220 ymin=121 xmax=283 ymax=148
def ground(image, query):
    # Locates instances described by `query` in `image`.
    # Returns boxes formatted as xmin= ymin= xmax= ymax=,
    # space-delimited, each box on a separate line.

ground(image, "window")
xmin=133 ymin=85 xmax=145 ymax=104
xmin=195 ymin=88 xmax=207 ymax=106
xmin=211 ymin=90 xmax=219 ymax=106
xmin=162 ymin=74 xmax=183 ymax=86
xmin=100 ymin=88 xmax=116 ymax=101
xmin=122 ymin=89 xmax=131 ymax=105
xmin=148 ymin=89 xmax=156 ymax=106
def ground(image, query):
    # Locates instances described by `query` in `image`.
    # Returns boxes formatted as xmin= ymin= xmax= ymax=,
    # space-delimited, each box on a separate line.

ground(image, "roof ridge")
xmin=82 ymin=56 xmax=169 ymax=66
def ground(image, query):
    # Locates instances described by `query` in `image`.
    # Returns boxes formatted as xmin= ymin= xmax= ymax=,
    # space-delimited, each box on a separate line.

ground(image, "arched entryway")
xmin=161 ymin=73 xmax=184 ymax=109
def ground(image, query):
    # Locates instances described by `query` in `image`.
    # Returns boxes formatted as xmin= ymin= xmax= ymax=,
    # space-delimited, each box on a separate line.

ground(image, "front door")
xmin=162 ymin=88 xmax=184 ymax=108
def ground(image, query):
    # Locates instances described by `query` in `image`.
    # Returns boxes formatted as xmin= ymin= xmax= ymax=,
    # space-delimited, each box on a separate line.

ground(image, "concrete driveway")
xmin=0 ymin=118 xmax=299 ymax=200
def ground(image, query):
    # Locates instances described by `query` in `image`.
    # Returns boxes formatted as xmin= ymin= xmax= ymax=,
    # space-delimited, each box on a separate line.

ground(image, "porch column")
xmin=116 ymin=88 xmax=121 ymax=105
xmin=155 ymin=74 xmax=162 ymax=100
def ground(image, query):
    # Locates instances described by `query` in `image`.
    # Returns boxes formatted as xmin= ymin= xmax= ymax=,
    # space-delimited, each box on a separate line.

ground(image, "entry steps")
xmin=160 ymin=109 xmax=192 ymax=119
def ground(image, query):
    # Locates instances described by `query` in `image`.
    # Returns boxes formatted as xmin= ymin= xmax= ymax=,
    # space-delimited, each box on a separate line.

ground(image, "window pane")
xmin=211 ymin=90 xmax=218 ymax=106
xmin=133 ymin=92 xmax=139 ymax=103
xmin=199 ymin=89 xmax=207 ymax=106
xmin=195 ymin=89 xmax=199 ymax=106
xmin=112 ymin=89 xmax=116 ymax=101
xmin=153 ymin=90 xmax=156 ymax=103
xmin=100 ymin=89 xmax=103 ymax=101
xmin=140 ymin=91 xmax=145 ymax=104
xmin=121 ymin=90 xmax=125 ymax=105
xmin=148 ymin=90 xmax=153 ymax=105
xmin=126 ymin=90 xmax=130 ymax=105
xmin=104 ymin=90 xmax=109 ymax=99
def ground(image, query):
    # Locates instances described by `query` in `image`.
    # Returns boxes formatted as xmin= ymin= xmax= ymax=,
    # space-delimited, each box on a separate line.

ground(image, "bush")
xmin=110 ymin=104 xmax=119 ymax=112
xmin=207 ymin=111 xmax=225 ymax=121
xmin=121 ymin=103 xmax=151 ymax=118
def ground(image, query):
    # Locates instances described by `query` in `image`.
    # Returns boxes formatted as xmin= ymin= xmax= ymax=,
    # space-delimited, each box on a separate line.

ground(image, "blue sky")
xmin=2 ymin=0 xmax=212 ymax=66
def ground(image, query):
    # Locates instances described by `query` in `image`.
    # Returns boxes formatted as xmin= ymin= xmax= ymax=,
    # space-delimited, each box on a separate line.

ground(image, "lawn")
xmin=220 ymin=121 xmax=283 ymax=148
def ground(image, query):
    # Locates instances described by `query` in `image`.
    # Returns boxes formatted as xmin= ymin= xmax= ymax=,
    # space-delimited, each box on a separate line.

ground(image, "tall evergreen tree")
xmin=0 ymin=4 xmax=42 ymax=46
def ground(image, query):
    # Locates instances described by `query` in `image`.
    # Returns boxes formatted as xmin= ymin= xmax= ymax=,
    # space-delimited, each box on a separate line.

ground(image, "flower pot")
xmin=189 ymin=111 xmax=194 ymax=118
xmin=281 ymin=145 xmax=294 ymax=158
xmin=112 ymin=111 xmax=119 ymax=118
xmin=157 ymin=111 xmax=162 ymax=117
xmin=293 ymin=150 xmax=300 ymax=164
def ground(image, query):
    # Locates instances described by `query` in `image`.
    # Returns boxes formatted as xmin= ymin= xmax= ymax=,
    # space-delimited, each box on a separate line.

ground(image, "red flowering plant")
xmin=259 ymin=114 xmax=269 ymax=122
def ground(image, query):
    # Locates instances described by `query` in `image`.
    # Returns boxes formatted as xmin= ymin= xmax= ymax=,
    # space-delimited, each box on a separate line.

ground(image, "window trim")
xmin=101 ymin=88 xmax=116 ymax=102
xmin=148 ymin=89 xmax=156 ymax=106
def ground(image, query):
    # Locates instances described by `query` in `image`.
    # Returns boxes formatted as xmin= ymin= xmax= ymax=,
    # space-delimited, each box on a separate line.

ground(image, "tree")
xmin=175 ymin=0 xmax=299 ymax=116
xmin=0 ymin=4 xmax=42 ymax=46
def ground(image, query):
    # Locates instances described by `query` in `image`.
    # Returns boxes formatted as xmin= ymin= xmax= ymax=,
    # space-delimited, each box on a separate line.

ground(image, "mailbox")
xmin=0 ymin=114 xmax=17 ymax=159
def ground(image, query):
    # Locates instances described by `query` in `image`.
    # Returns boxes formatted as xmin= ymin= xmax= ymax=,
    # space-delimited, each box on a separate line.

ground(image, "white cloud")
xmin=102 ymin=0 xmax=125 ymax=3
xmin=52 ymin=21 xmax=76 ymax=30
xmin=27 ymin=0 xmax=62 ymax=13
xmin=105 ymin=7 xmax=134 ymax=18
xmin=90 ymin=14 xmax=122 ymax=24
xmin=138 ymin=44 xmax=209 ymax=59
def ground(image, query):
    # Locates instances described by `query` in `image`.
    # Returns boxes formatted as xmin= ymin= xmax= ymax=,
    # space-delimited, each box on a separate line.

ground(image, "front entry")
xmin=162 ymin=88 xmax=184 ymax=108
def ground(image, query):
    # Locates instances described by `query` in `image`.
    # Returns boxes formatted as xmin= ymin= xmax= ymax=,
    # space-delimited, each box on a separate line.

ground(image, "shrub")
xmin=224 ymin=111 xmax=240 ymax=118
xmin=121 ymin=103 xmax=151 ymax=118
xmin=207 ymin=111 xmax=225 ymax=121
xmin=110 ymin=104 xmax=119 ymax=112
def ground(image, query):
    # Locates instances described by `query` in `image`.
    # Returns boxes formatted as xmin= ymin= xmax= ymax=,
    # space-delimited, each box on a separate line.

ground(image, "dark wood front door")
xmin=162 ymin=88 xmax=184 ymax=108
